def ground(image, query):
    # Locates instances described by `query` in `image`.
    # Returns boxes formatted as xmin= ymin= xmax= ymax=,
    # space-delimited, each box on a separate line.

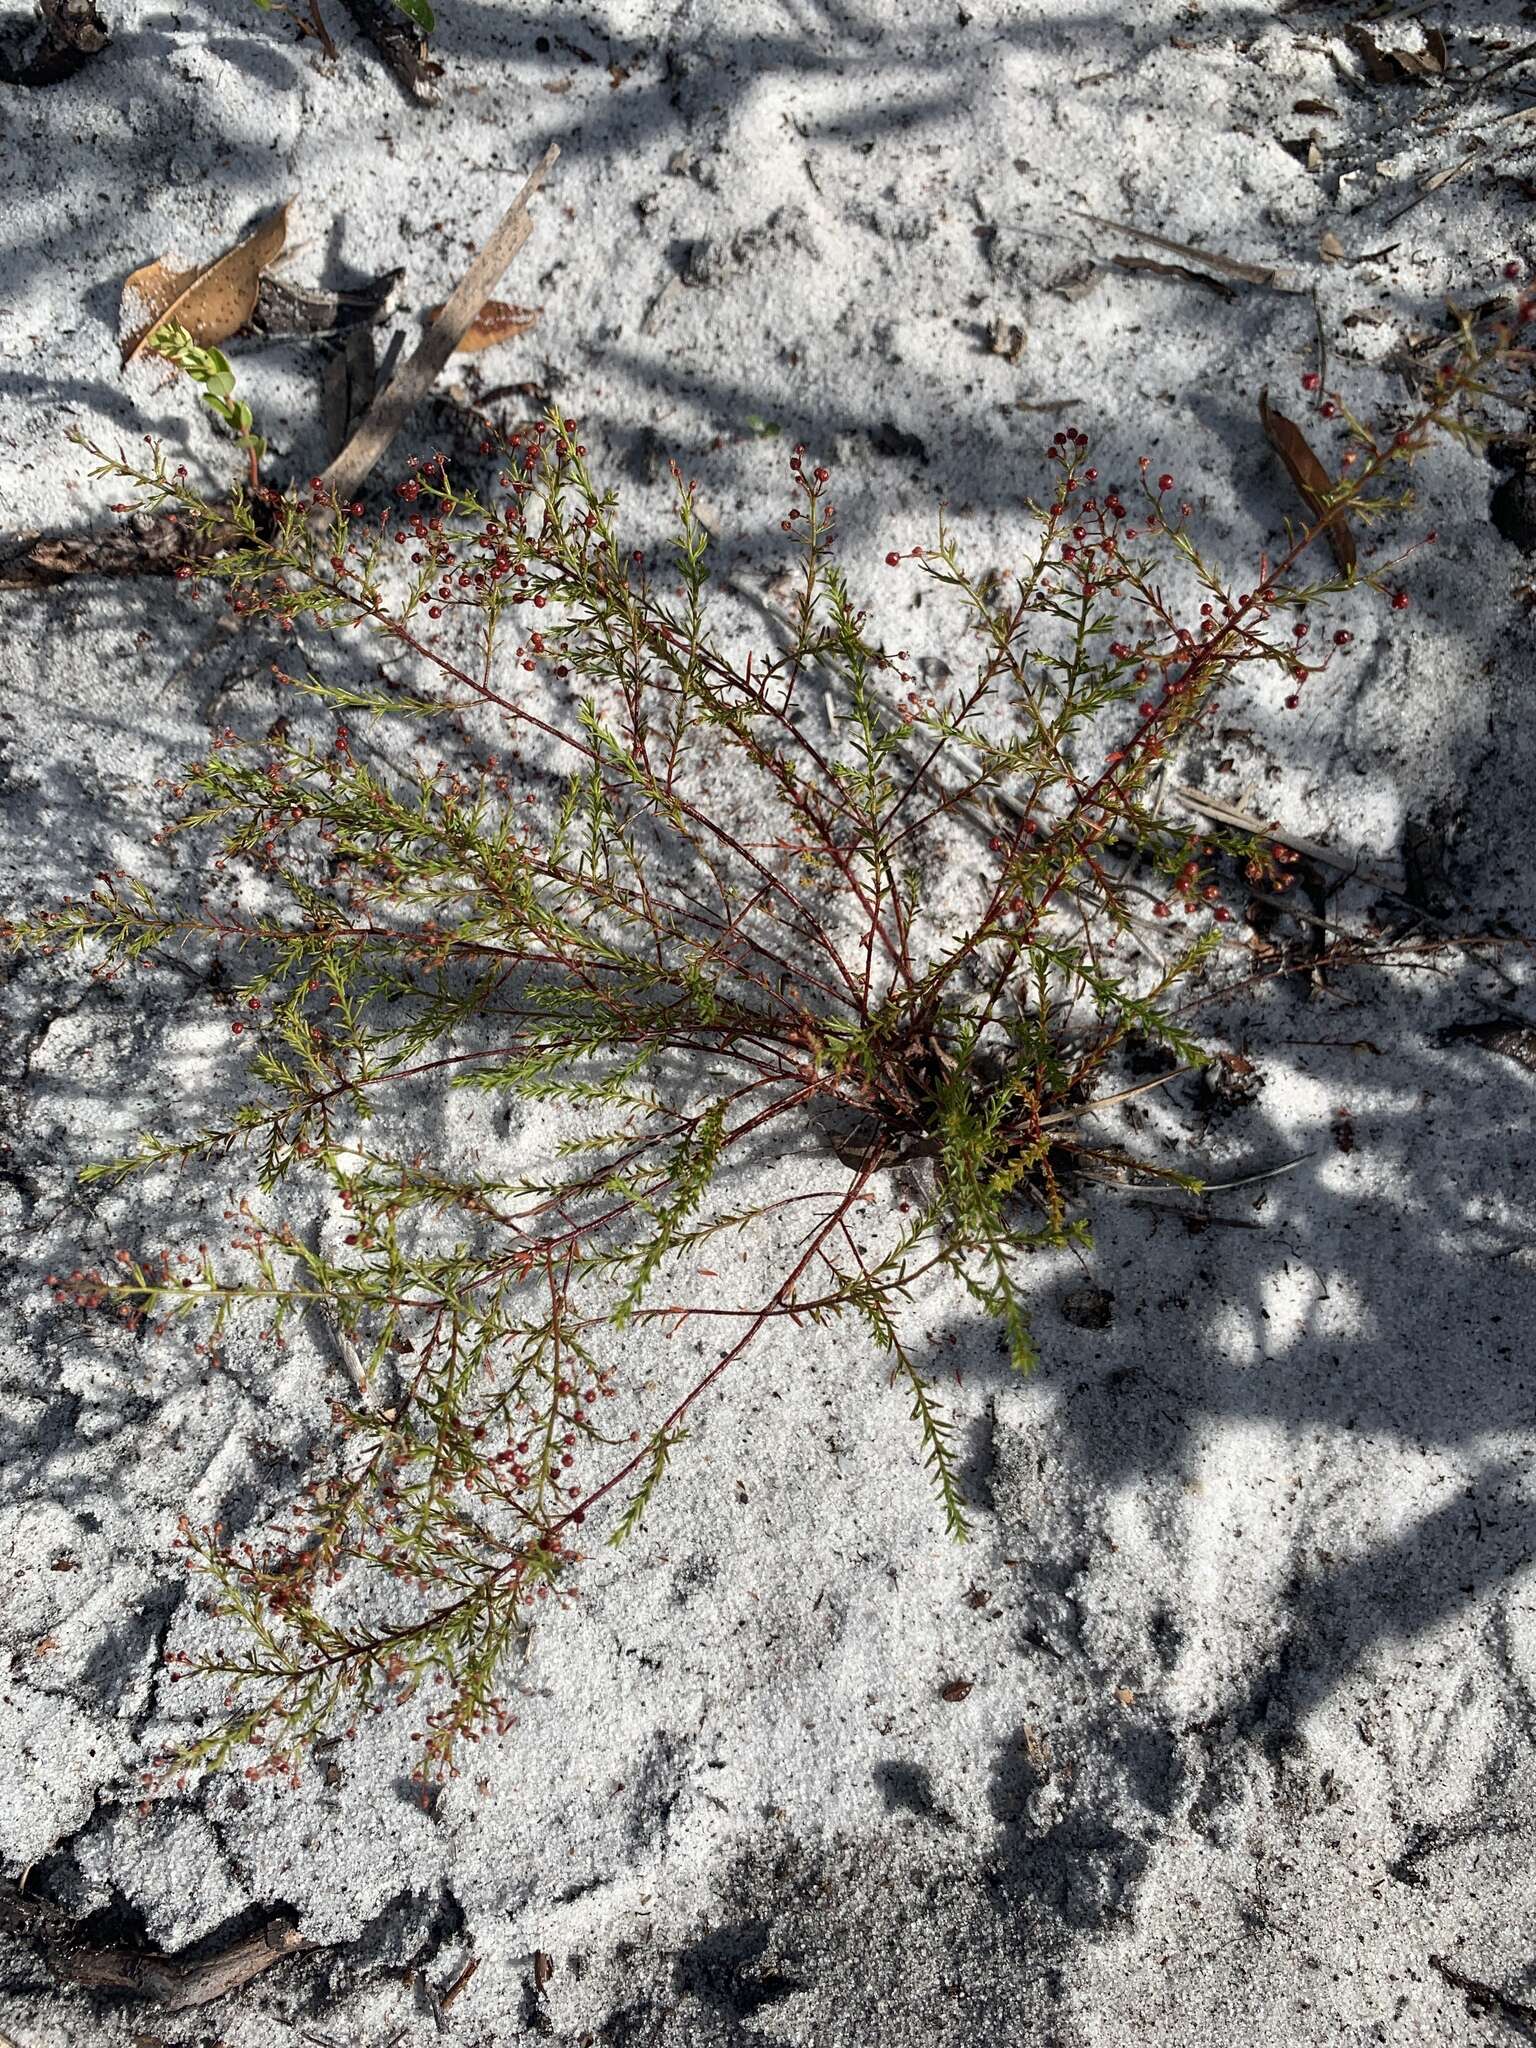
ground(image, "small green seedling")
xmin=149 ymin=322 xmax=266 ymax=489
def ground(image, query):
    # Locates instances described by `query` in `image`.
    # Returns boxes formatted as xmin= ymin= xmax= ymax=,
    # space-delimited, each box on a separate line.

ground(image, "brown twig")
xmin=0 ymin=1887 xmax=305 ymax=2013
xmin=319 ymin=144 xmax=560 ymax=505
xmin=439 ymin=1954 xmax=481 ymax=2013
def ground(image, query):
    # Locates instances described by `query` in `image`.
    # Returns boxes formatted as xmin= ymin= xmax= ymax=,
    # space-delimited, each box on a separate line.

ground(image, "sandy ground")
xmin=2 ymin=0 xmax=1536 ymax=2041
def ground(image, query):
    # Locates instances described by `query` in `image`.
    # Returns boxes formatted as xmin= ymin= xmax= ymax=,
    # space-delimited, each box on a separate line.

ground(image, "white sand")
xmin=3 ymin=1 xmax=1536 ymax=2040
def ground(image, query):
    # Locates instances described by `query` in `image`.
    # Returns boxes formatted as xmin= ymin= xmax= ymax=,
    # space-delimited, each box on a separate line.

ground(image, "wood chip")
xmin=245 ymin=267 xmax=402 ymax=341
xmin=322 ymin=328 xmax=379 ymax=459
xmin=986 ymin=316 xmax=1026 ymax=362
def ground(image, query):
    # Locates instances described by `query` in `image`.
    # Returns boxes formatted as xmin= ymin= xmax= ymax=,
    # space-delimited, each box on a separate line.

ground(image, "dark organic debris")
xmin=0 ymin=0 xmax=109 ymax=87
xmin=869 ymin=420 xmax=928 ymax=464
xmin=1060 ymin=1285 xmax=1114 ymax=1331
xmin=1429 ymin=1953 xmax=1536 ymax=2029
xmin=1197 ymin=1050 xmax=1264 ymax=1115
xmin=1347 ymin=23 xmax=1448 ymax=87
xmin=338 ymin=0 xmax=442 ymax=102
xmin=1401 ymin=813 xmax=1458 ymax=918
xmin=1439 ymin=1018 xmax=1536 ymax=1077
xmin=0 ymin=1887 xmax=305 ymax=2013
xmin=244 ymin=266 xmax=403 ymax=342
xmin=1490 ymin=470 xmax=1536 ymax=554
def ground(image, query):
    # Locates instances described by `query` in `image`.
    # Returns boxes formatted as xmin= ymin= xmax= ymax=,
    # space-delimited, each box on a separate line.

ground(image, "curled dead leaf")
xmin=1258 ymin=388 xmax=1357 ymax=575
xmin=940 ymin=1678 xmax=974 ymax=1703
xmin=121 ymin=202 xmax=292 ymax=365
xmin=427 ymin=299 xmax=543 ymax=353
xmin=1347 ymin=23 xmax=1447 ymax=86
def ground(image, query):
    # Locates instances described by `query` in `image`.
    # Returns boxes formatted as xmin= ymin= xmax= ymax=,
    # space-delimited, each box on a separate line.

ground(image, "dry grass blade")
xmin=122 ymin=203 xmax=292 ymax=365
xmin=1258 ymin=388 xmax=1356 ymax=574
xmin=1073 ymin=211 xmax=1292 ymax=289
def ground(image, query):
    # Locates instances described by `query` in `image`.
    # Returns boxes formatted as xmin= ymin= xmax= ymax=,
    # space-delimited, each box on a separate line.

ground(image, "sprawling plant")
xmin=8 ymin=301 xmax=1525 ymax=1784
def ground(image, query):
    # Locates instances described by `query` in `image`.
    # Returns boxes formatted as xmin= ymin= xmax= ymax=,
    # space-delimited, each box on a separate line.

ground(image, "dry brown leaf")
xmin=940 ymin=1678 xmax=974 ymax=1703
xmin=427 ymin=298 xmax=543 ymax=353
xmin=121 ymin=202 xmax=291 ymax=365
xmin=1258 ymin=387 xmax=1356 ymax=575
xmin=1319 ymin=230 xmax=1345 ymax=262
xmin=1347 ymin=22 xmax=1447 ymax=86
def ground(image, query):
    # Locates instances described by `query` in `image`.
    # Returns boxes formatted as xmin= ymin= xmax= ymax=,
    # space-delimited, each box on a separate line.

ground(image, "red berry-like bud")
xmin=885 ymin=552 xmax=901 ymax=567
xmin=1390 ymin=590 xmax=1410 ymax=611
xmin=1505 ymin=260 xmax=1524 ymax=280
xmin=1333 ymin=630 xmax=1352 ymax=646
xmin=1320 ymin=401 xmax=1338 ymax=419
xmin=1157 ymin=473 xmax=1174 ymax=492
xmin=814 ymin=466 xmax=829 ymax=482
xmin=1301 ymin=372 xmax=1321 ymax=392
